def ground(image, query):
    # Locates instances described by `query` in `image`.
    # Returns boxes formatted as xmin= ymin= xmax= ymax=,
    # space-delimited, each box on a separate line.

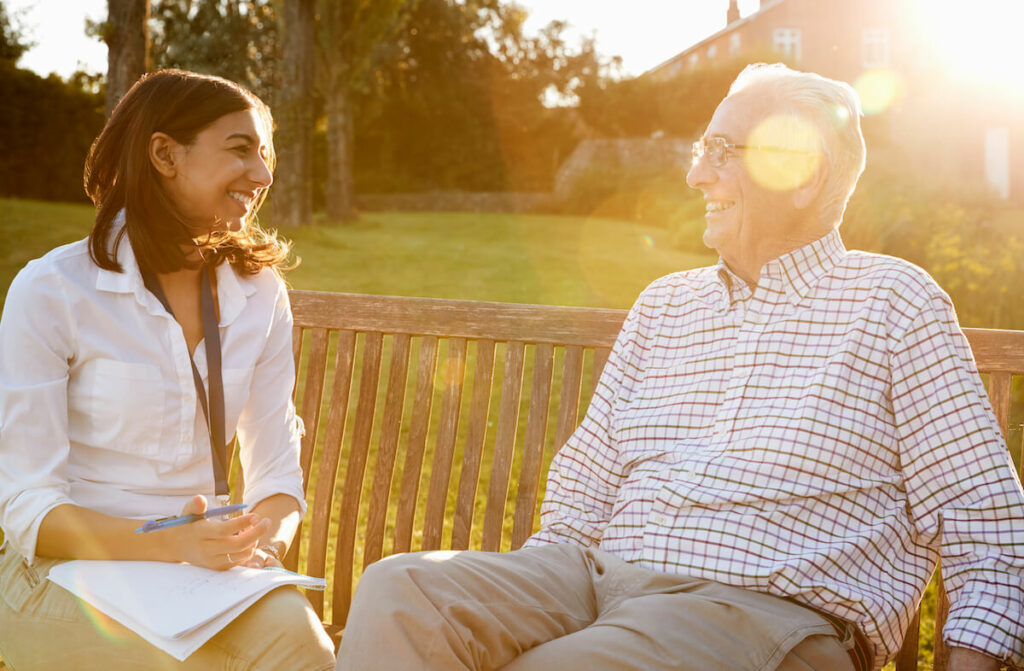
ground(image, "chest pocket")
xmin=222 ymin=367 xmax=254 ymax=431
xmin=68 ymin=359 xmax=165 ymax=457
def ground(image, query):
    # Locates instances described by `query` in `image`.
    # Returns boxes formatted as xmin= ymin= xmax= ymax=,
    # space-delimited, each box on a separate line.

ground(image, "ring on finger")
xmin=226 ymin=552 xmax=233 ymax=563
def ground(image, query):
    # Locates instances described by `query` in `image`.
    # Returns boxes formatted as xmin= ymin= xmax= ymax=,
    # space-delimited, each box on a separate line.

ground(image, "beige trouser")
xmin=336 ymin=544 xmax=857 ymax=671
xmin=0 ymin=545 xmax=336 ymax=671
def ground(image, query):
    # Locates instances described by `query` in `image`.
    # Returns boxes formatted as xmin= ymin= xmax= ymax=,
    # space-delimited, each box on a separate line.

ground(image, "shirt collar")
xmin=714 ymin=229 xmax=847 ymax=308
xmin=94 ymin=210 xmax=255 ymax=326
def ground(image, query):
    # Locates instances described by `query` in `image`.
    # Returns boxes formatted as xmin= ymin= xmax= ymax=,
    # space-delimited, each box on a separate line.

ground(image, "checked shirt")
xmin=525 ymin=229 xmax=1024 ymax=669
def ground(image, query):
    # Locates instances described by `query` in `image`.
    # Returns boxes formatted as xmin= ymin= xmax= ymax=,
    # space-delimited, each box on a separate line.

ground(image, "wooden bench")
xmin=274 ymin=290 xmax=1024 ymax=671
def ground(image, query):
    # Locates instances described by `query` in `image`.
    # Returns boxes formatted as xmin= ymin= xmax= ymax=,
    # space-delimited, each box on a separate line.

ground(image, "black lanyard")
xmin=140 ymin=264 xmax=229 ymax=498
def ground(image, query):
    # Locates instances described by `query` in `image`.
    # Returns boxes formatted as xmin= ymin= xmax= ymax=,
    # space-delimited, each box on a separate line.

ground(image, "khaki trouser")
xmin=337 ymin=544 xmax=857 ymax=671
xmin=0 ymin=544 xmax=336 ymax=671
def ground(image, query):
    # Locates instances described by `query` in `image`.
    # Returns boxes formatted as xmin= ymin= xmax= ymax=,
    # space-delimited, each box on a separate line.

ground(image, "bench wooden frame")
xmin=275 ymin=290 xmax=1024 ymax=671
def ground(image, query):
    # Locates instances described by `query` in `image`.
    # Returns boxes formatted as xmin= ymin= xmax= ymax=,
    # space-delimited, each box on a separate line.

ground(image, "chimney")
xmin=727 ymin=0 xmax=740 ymax=24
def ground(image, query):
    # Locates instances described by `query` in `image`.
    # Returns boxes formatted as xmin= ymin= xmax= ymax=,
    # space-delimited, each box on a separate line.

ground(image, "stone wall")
xmin=356 ymin=191 xmax=555 ymax=213
xmin=554 ymin=138 xmax=692 ymax=199
xmin=352 ymin=138 xmax=693 ymax=214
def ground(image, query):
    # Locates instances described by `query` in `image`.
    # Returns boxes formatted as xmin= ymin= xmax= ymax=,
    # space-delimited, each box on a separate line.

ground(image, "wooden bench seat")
xmin=268 ymin=290 xmax=1024 ymax=671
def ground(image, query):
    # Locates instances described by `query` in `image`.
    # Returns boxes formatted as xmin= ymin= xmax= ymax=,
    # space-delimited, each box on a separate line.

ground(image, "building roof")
xmin=645 ymin=0 xmax=788 ymax=77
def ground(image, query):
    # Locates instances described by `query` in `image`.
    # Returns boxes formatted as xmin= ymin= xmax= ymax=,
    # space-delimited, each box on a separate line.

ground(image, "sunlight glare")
xmin=854 ymin=69 xmax=901 ymax=116
xmin=744 ymin=115 xmax=822 ymax=191
xmin=918 ymin=0 xmax=1024 ymax=93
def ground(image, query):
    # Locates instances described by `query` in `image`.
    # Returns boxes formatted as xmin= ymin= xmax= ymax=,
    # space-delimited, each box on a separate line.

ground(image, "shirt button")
xmin=652 ymin=514 xmax=668 ymax=525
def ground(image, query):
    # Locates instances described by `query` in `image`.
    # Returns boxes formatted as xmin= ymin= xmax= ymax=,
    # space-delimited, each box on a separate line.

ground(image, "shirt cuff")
xmin=1 ymin=490 xmax=75 ymax=565
xmin=945 ymin=603 xmax=1024 ymax=669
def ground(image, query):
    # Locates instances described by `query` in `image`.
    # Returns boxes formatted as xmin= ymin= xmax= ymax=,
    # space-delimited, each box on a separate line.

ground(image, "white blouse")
xmin=0 ymin=231 xmax=306 ymax=563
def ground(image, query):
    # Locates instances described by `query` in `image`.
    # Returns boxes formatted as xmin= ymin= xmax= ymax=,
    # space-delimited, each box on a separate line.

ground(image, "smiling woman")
xmin=0 ymin=70 xmax=336 ymax=670
xmin=85 ymin=70 xmax=284 ymax=276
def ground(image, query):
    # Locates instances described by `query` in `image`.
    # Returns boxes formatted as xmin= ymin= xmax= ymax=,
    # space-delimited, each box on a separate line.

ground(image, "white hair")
xmin=727 ymin=63 xmax=866 ymax=227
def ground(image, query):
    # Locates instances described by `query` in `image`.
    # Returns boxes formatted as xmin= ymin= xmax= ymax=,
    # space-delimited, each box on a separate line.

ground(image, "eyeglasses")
xmin=692 ymin=136 xmax=812 ymax=168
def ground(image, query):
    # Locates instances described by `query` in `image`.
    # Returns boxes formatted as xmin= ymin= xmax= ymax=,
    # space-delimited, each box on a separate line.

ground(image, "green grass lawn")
xmin=0 ymin=198 xmax=716 ymax=308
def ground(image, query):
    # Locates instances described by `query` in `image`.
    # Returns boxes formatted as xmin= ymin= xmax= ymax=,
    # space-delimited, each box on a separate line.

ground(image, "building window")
xmin=773 ymin=28 xmax=802 ymax=62
xmin=708 ymin=44 xmax=718 ymax=59
xmin=730 ymin=33 xmax=742 ymax=56
xmin=862 ymin=29 xmax=889 ymax=68
xmin=689 ymin=52 xmax=699 ymax=68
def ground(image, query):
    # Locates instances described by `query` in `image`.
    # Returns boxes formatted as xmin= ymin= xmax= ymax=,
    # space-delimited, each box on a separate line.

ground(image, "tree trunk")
xmin=271 ymin=0 xmax=315 ymax=227
xmin=105 ymin=0 xmax=149 ymax=117
xmin=326 ymin=83 xmax=358 ymax=223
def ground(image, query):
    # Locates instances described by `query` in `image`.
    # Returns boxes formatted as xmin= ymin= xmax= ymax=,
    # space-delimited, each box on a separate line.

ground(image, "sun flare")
xmin=916 ymin=0 xmax=1024 ymax=93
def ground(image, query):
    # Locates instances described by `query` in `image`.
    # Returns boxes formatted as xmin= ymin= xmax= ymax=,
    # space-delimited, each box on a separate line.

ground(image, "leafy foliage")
xmin=0 ymin=0 xmax=30 ymax=64
xmin=149 ymin=0 xmax=280 ymax=103
xmin=577 ymin=50 xmax=782 ymax=140
xmin=842 ymin=153 xmax=1024 ymax=331
xmin=352 ymin=0 xmax=613 ymax=193
xmin=0 ymin=64 xmax=104 ymax=202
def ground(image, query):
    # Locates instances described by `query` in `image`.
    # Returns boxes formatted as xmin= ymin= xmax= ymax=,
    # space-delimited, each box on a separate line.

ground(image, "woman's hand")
xmin=240 ymin=547 xmax=285 ymax=569
xmin=170 ymin=495 xmax=270 ymax=570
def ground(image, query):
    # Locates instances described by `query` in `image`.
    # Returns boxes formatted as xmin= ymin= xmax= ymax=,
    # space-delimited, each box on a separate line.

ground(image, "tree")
xmin=102 ymin=0 xmax=150 ymax=116
xmin=352 ymin=0 xmax=612 ymax=193
xmin=317 ymin=0 xmax=411 ymax=223
xmin=149 ymin=0 xmax=279 ymax=104
xmin=0 ymin=1 xmax=31 ymax=64
xmin=272 ymin=0 xmax=315 ymax=227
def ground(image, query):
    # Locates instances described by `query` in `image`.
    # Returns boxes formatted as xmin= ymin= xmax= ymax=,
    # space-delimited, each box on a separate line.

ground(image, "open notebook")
xmin=48 ymin=560 xmax=326 ymax=661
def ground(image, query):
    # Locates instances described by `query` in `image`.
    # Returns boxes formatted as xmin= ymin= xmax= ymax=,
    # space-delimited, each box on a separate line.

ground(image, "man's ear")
xmin=149 ymin=132 xmax=179 ymax=178
xmin=792 ymin=159 xmax=828 ymax=211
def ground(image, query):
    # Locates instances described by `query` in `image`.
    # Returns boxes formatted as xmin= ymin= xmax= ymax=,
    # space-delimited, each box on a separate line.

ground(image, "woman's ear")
xmin=149 ymin=132 xmax=179 ymax=178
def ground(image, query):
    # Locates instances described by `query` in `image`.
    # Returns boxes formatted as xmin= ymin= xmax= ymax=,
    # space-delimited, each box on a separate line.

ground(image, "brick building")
xmin=649 ymin=0 xmax=1023 ymax=203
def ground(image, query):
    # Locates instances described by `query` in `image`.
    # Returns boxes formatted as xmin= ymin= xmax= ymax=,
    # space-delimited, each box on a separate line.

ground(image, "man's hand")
xmin=170 ymin=495 xmax=270 ymax=570
xmin=948 ymin=647 xmax=1002 ymax=671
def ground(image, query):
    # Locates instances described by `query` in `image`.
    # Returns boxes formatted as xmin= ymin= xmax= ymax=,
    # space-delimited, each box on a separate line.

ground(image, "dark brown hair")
xmin=84 ymin=69 xmax=291 ymax=275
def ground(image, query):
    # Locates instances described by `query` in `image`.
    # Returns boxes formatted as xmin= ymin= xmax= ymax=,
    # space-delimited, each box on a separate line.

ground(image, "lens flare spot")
xmin=641 ymin=235 xmax=654 ymax=249
xmin=855 ymin=69 xmax=900 ymax=116
xmin=744 ymin=114 xmax=822 ymax=191
xmin=69 ymin=572 xmax=133 ymax=642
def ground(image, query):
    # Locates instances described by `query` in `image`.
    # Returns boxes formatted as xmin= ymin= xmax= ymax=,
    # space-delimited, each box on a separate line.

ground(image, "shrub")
xmin=0 ymin=63 xmax=104 ymax=203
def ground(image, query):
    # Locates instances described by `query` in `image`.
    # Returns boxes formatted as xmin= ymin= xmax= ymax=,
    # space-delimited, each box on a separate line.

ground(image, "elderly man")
xmin=336 ymin=64 xmax=1024 ymax=671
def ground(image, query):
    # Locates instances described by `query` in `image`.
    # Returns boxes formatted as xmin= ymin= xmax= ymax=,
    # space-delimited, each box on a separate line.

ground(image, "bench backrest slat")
xmin=512 ymin=343 xmax=556 ymax=550
xmin=555 ymin=345 xmax=585 ymax=449
xmin=303 ymin=330 xmax=356 ymax=616
xmin=279 ymin=291 xmax=1023 ymax=671
xmin=592 ymin=348 xmax=610 ymax=391
xmin=392 ymin=336 xmax=438 ymax=556
xmin=421 ymin=338 xmax=468 ymax=551
xmin=987 ymin=372 xmax=1013 ymax=447
xmin=299 ymin=328 xmax=331 ymax=487
xmin=362 ymin=333 xmax=412 ymax=568
xmin=451 ymin=340 xmax=497 ymax=551
xmin=331 ymin=332 xmax=384 ymax=625
xmin=482 ymin=341 xmax=527 ymax=552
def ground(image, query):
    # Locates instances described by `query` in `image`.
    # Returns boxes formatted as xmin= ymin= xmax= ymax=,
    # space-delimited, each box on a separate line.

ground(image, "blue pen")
xmin=134 ymin=504 xmax=248 ymax=534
